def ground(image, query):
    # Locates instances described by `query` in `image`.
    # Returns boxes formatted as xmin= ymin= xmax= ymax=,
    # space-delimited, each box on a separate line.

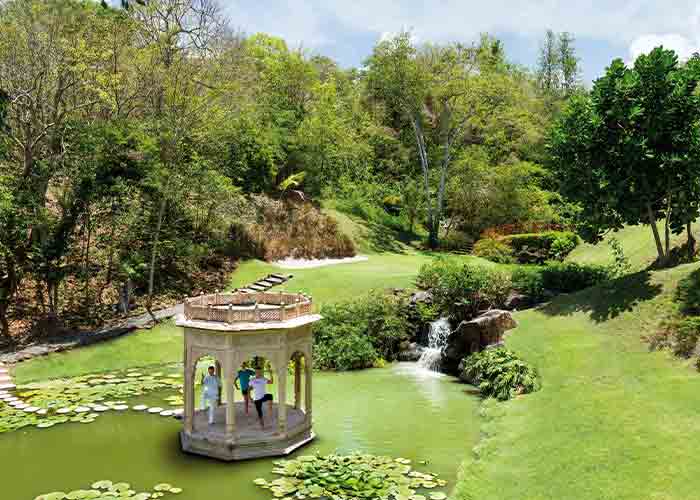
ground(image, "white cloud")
xmin=628 ymin=33 xmax=700 ymax=62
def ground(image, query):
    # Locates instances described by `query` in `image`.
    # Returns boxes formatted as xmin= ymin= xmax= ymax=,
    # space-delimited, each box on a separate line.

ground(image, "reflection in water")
xmin=2 ymin=364 xmax=481 ymax=500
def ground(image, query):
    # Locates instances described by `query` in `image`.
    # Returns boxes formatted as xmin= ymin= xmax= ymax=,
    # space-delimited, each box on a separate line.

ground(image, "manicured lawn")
xmin=15 ymin=252 xmax=487 ymax=383
xmin=455 ymin=263 xmax=700 ymax=500
xmin=568 ymin=222 xmax=699 ymax=271
xmin=229 ymin=252 xmax=490 ymax=307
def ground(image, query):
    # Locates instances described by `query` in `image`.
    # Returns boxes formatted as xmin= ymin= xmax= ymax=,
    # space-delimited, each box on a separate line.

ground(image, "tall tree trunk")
xmin=146 ymin=197 xmax=167 ymax=323
xmin=646 ymin=201 xmax=666 ymax=265
xmin=0 ymin=301 xmax=9 ymax=342
xmin=410 ymin=115 xmax=437 ymax=248
xmin=688 ymin=222 xmax=696 ymax=260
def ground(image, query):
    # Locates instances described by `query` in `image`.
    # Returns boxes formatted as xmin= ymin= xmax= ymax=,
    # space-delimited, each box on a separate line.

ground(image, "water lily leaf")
xmin=153 ymin=483 xmax=172 ymax=491
xmin=429 ymin=493 xmax=447 ymax=500
xmin=168 ymin=487 xmax=182 ymax=494
xmin=91 ymin=481 xmax=113 ymax=490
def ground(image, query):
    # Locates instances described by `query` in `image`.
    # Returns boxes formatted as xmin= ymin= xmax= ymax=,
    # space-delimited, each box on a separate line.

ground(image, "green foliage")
xmin=440 ymin=232 xmax=474 ymax=253
xmin=540 ymin=261 xmax=612 ymax=293
xmin=419 ymin=260 xmax=512 ymax=321
xmin=511 ymin=261 xmax=612 ymax=298
xmin=675 ymin=269 xmax=700 ymax=315
xmin=550 ymin=47 xmax=700 ymax=264
xmin=472 ymin=238 xmax=515 ymax=264
xmin=35 ymin=480 xmax=183 ymax=500
xmin=313 ymin=291 xmax=410 ymax=370
xmin=254 ymin=454 xmax=447 ymax=500
xmin=607 ymin=237 xmax=633 ymax=278
xmin=501 ymin=231 xmax=578 ymax=262
xmin=670 ymin=317 xmax=700 ymax=358
xmin=461 ymin=348 xmax=540 ymax=400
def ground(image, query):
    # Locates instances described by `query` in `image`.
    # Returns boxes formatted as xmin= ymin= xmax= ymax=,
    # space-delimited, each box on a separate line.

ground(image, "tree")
xmin=365 ymin=33 xmax=479 ymax=248
xmin=537 ymin=30 xmax=560 ymax=98
xmin=558 ymin=32 xmax=581 ymax=96
xmin=550 ymin=47 xmax=700 ymax=266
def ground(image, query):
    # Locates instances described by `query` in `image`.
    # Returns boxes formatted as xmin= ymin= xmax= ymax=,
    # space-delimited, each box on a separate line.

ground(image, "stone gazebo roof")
xmin=176 ymin=290 xmax=321 ymax=461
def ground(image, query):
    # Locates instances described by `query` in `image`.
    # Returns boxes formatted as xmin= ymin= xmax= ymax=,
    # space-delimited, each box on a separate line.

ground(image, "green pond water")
xmin=3 ymin=364 xmax=481 ymax=500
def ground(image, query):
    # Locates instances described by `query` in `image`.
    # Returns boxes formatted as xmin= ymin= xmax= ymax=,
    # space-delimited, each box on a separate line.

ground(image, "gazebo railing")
xmin=183 ymin=291 xmax=314 ymax=323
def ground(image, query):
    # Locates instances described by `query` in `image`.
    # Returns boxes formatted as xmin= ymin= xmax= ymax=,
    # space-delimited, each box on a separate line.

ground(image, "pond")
xmin=2 ymin=363 xmax=481 ymax=499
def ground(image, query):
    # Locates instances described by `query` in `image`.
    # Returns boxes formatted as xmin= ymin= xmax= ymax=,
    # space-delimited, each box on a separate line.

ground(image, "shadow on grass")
xmin=540 ymin=270 xmax=663 ymax=322
xmin=675 ymin=267 xmax=700 ymax=315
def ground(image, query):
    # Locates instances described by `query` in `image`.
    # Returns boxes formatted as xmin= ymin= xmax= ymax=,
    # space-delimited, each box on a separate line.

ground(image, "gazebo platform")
xmin=181 ymin=402 xmax=314 ymax=461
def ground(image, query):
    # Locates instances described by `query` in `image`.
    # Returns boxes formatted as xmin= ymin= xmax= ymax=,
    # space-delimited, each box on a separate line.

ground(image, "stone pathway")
xmin=0 ymin=361 xmax=15 ymax=392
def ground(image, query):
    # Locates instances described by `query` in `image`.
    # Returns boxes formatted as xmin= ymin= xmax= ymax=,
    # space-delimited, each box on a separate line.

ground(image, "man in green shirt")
xmin=234 ymin=362 xmax=256 ymax=415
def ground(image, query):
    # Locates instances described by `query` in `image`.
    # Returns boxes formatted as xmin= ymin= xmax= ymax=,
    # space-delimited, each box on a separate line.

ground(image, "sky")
xmin=220 ymin=0 xmax=700 ymax=83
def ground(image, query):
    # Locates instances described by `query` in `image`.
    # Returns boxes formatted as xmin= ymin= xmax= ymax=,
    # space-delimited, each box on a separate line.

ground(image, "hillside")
xmin=567 ymin=223 xmax=698 ymax=270
xmin=456 ymin=262 xmax=700 ymax=499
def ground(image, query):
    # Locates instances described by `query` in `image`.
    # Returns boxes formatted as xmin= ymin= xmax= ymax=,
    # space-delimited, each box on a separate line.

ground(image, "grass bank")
xmin=455 ymin=263 xmax=700 ymax=500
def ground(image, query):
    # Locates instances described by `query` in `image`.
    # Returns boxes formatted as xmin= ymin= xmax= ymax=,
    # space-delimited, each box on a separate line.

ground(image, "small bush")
xmin=672 ymin=317 xmax=700 ymax=358
xmin=511 ymin=266 xmax=546 ymax=300
xmin=540 ymin=261 xmax=611 ymax=293
xmin=675 ymin=269 xmax=700 ymax=315
xmin=461 ymin=347 xmax=539 ymax=400
xmin=313 ymin=291 xmax=410 ymax=370
xmin=415 ymin=258 xmax=459 ymax=290
xmin=440 ymin=232 xmax=474 ymax=252
xmin=427 ymin=262 xmax=512 ymax=321
xmin=501 ymin=231 xmax=579 ymax=263
xmin=472 ymin=238 xmax=516 ymax=264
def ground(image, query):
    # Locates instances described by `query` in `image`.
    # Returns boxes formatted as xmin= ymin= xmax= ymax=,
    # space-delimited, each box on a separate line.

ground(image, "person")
xmin=234 ymin=362 xmax=256 ymax=415
xmin=250 ymin=367 xmax=274 ymax=429
xmin=200 ymin=365 xmax=221 ymax=425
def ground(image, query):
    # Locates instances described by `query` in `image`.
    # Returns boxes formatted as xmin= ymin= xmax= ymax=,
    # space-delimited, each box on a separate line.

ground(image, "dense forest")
xmin=0 ymin=0 xmax=583 ymax=342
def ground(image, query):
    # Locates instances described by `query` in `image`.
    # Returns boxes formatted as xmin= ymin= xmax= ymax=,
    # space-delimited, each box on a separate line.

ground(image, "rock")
xmin=409 ymin=291 xmax=433 ymax=305
xmin=504 ymin=292 xmax=531 ymax=311
xmin=398 ymin=342 xmax=424 ymax=362
xmin=442 ymin=310 xmax=517 ymax=374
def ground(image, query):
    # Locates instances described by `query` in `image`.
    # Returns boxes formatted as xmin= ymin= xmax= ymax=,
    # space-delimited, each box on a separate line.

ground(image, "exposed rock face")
xmin=442 ymin=310 xmax=517 ymax=374
xmin=398 ymin=341 xmax=424 ymax=362
xmin=504 ymin=292 xmax=530 ymax=311
xmin=409 ymin=290 xmax=433 ymax=305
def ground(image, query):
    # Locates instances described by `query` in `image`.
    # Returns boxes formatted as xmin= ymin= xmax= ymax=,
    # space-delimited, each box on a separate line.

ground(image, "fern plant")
xmin=462 ymin=348 xmax=540 ymax=400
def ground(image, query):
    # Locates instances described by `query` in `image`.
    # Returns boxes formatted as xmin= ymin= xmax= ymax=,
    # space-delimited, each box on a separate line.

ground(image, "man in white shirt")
xmin=200 ymin=365 xmax=221 ymax=425
xmin=250 ymin=368 xmax=274 ymax=429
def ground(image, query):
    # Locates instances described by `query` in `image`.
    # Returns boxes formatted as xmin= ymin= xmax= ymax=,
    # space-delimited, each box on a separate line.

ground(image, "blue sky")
xmin=221 ymin=0 xmax=700 ymax=83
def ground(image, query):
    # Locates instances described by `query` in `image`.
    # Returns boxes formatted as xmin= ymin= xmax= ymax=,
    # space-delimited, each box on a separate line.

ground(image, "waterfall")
xmin=417 ymin=317 xmax=451 ymax=371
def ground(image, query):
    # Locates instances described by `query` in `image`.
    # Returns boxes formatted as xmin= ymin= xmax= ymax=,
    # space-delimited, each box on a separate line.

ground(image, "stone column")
xmin=293 ymin=353 xmax=302 ymax=410
xmin=225 ymin=351 xmax=236 ymax=438
xmin=277 ymin=357 xmax=288 ymax=436
xmin=184 ymin=342 xmax=194 ymax=433
xmin=215 ymin=360 xmax=223 ymax=406
xmin=304 ymin=346 xmax=312 ymax=427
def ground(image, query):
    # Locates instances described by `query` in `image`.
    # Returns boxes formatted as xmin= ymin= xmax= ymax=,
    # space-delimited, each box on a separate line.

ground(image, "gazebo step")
xmin=265 ymin=277 xmax=285 ymax=284
xmin=238 ymin=288 xmax=256 ymax=294
xmin=270 ymin=273 xmax=290 ymax=280
xmin=248 ymin=284 xmax=267 ymax=292
xmin=256 ymin=281 xmax=275 ymax=288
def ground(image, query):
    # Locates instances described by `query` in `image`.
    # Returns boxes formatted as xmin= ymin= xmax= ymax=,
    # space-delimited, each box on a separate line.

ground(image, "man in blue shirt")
xmin=234 ymin=362 xmax=256 ymax=415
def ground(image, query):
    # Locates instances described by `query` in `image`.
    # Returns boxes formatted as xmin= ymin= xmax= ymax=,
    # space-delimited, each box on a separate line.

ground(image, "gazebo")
xmin=176 ymin=290 xmax=321 ymax=461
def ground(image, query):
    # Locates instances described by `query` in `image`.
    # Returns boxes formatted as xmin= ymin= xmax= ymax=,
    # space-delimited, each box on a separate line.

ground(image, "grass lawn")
xmin=567 ymin=222 xmax=699 ymax=271
xmin=455 ymin=263 xmax=700 ymax=500
xmin=14 ymin=251 xmax=487 ymax=383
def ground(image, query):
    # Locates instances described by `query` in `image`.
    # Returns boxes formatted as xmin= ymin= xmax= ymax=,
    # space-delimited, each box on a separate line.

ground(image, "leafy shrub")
xmin=672 ymin=317 xmax=700 ymax=358
xmin=607 ymin=237 xmax=632 ymax=277
xmin=501 ymin=231 xmax=579 ymax=263
xmin=440 ymin=232 xmax=474 ymax=252
xmin=313 ymin=291 xmax=410 ymax=370
xmin=461 ymin=347 xmax=540 ymax=400
xmin=472 ymin=237 xmax=515 ymax=264
xmin=511 ymin=266 xmax=546 ymax=300
xmin=675 ymin=269 xmax=700 ymax=315
xmin=415 ymin=257 xmax=459 ymax=290
xmin=511 ymin=262 xmax=611 ymax=299
xmin=426 ymin=262 xmax=512 ymax=321
xmin=540 ymin=261 xmax=611 ymax=293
